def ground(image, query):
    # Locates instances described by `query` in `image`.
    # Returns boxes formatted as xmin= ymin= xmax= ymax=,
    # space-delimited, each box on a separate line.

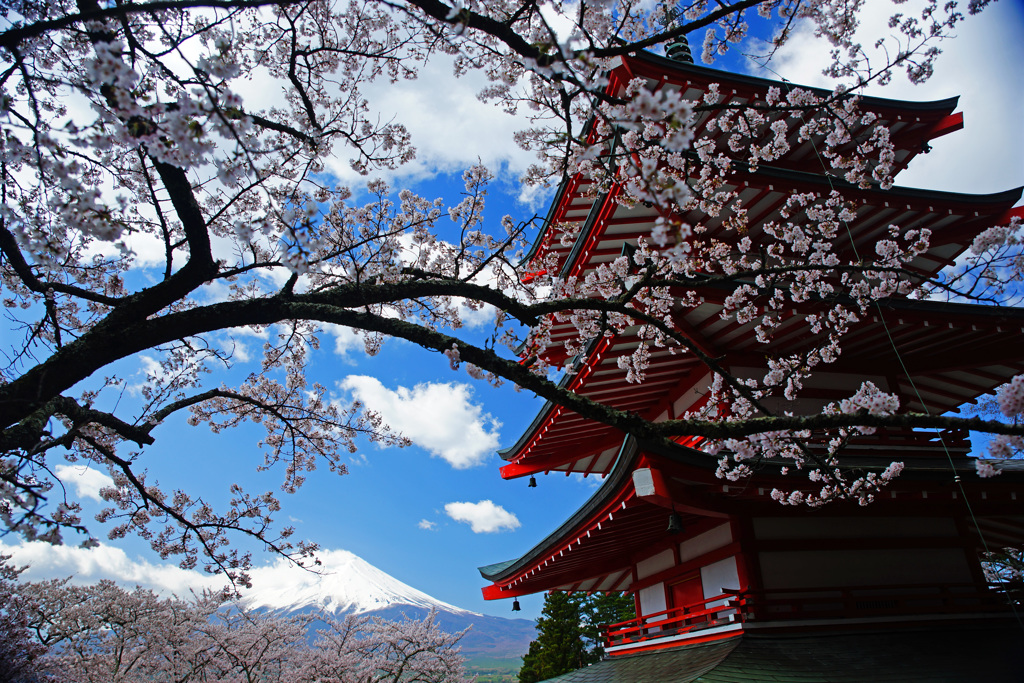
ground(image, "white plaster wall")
xmin=636 ymin=548 xmax=675 ymax=580
xmin=700 ymin=556 xmax=741 ymax=612
xmin=679 ymin=523 xmax=732 ymax=564
xmin=638 ymin=582 xmax=668 ymax=622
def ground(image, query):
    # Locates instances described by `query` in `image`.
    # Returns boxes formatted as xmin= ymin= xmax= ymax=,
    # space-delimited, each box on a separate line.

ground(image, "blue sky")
xmin=4 ymin=0 xmax=1022 ymax=622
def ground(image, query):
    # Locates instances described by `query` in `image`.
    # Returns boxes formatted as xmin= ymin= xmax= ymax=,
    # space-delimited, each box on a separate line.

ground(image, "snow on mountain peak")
xmin=240 ymin=549 xmax=478 ymax=616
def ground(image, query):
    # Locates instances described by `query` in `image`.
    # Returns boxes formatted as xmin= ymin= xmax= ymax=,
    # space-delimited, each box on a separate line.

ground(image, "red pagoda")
xmin=479 ymin=50 xmax=1024 ymax=681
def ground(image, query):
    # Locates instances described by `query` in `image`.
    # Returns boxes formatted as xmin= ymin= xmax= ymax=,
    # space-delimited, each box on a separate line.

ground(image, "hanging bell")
xmin=667 ymin=510 xmax=684 ymax=535
xmin=528 ymin=476 xmax=537 ymax=488
xmin=512 ymin=599 xmax=521 ymax=612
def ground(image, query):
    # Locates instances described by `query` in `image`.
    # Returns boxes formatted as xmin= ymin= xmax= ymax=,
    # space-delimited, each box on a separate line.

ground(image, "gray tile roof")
xmin=539 ymin=622 xmax=1024 ymax=683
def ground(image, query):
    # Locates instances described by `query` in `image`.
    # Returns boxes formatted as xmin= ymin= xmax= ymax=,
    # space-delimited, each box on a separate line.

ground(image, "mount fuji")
xmin=241 ymin=548 xmax=477 ymax=616
xmin=240 ymin=549 xmax=534 ymax=671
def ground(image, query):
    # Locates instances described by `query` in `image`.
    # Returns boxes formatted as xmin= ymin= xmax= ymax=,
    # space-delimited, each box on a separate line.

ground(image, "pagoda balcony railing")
xmin=604 ymin=593 xmax=743 ymax=649
xmin=604 ymin=583 xmax=1015 ymax=649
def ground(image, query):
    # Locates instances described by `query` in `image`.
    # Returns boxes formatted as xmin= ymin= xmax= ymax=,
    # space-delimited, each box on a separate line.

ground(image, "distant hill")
xmin=365 ymin=604 xmax=535 ymax=663
xmin=240 ymin=549 xmax=533 ymax=671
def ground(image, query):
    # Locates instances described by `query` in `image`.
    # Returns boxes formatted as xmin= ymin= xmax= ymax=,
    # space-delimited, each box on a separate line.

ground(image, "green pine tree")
xmin=518 ymin=592 xmax=636 ymax=683
xmin=580 ymin=592 xmax=637 ymax=660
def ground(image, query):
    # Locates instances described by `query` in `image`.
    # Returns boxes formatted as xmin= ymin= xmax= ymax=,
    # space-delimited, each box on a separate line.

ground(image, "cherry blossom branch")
xmin=0 ymin=225 xmax=123 ymax=307
xmin=0 ymin=397 xmax=155 ymax=456
xmin=0 ymin=0 xmax=306 ymax=50
xmin=86 ymin=431 xmax=296 ymax=587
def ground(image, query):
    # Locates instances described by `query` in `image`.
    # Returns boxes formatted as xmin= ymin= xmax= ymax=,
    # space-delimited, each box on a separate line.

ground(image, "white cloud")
xmin=444 ymin=500 xmax=520 ymax=533
xmin=224 ymin=338 xmax=253 ymax=363
xmin=323 ymin=323 xmax=367 ymax=358
xmin=54 ymin=465 xmax=114 ymax=502
xmin=417 ymin=519 xmax=437 ymax=530
xmin=125 ymin=355 xmax=164 ymax=396
xmin=518 ymin=181 xmax=556 ymax=211
xmin=219 ymin=15 xmax=538 ymax=190
xmin=570 ymin=472 xmax=605 ymax=489
xmin=457 ymin=299 xmax=497 ymax=329
xmin=197 ymin=278 xmax=235 ymax=305
xmin=119 ymin=230 xmax=167 ymax=268
xmin=339 ymin=375 xmax=500 ymax=468
xmin=214 ymin=325 xmax=270 ymax=365
xmin=0 ymin=541 xmax=221 ymax=596
xmin=322 ymin=55 xmax=536 ymax=188
xmin=754 ymin=0 xmax=1024 ymax=194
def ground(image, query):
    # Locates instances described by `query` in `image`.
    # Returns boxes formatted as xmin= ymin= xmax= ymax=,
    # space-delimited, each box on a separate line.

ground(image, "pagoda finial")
xmin=666 ymin=35 xmax=694 ymax=64
xmin=658 ymin=3 xmax=694 ymax=64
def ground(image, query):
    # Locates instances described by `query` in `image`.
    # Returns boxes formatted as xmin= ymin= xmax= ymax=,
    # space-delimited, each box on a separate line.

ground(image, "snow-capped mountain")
xmin=240 ymin=548 xmax=535 ymax=670
xmin=240 ymin=548 xmax=479 ymax=616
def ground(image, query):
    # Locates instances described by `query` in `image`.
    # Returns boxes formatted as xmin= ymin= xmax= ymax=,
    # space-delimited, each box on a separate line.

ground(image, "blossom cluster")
xmin=979 ymin=374 xmax=1024 ymax=476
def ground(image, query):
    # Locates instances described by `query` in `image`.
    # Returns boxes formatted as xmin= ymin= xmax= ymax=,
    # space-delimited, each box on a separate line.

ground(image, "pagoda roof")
xmin=482 ymin=437 xmax=648 ymax=594
xmin=522 ymin=160 xmax=1023 ymax=382
xmin=617 ymin=52 xmax=964 ymax=114
xmin=536 ymin=623 xmax=1023 ymax=682
xmin=500 ymin=295 xmax=1024 ymax=480
xmin=527 ymin=166 xmax=1022 ymax=288
xmin=524 ymin=51 xmax=994 ymax=278
xmin=506 ymin=121 xmax=1024 ymax=478
xmin=482 ymin=435 xmax=1024 ymax=598
xmin=600 ymin=52 xmax=967 ymax=179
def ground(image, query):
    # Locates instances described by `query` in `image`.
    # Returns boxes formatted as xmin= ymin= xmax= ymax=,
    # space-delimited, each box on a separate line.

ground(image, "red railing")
xmin=605 ymin=593 xmax=742 ymax=648
xmin=604 ymin=583 xmax=1014 ymax=649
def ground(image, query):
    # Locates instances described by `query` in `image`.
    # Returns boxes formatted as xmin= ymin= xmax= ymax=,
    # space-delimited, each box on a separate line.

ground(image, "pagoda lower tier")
xmin=480 ymin=435 xmax=1024 ymax=657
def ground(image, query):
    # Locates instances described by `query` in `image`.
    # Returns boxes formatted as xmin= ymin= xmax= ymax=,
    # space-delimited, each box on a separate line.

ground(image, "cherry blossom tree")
xmin=301 ymin=610 xmax=470 ymax=682
xmin=1 ymin=0 xmax=1022 ymax=580
xmin=24 ymin=579 xmax=227 ymax=682
xmin=0 ymin=555 xmax=54 ymax=683
xmin=6 ymin=559 xmax=469 ymax=682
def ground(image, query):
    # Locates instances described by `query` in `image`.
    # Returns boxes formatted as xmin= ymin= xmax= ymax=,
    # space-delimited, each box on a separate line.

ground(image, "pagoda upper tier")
xmin=601 ymin=52 xmax=965 ymax=178
xmin=500 ymin=53 xmax=1024 ymax=481
xmin=528 ymin=170 xmax=1022 ymax=303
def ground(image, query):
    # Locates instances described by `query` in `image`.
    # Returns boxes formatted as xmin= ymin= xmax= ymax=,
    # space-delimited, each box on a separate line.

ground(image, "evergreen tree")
xmin=580 ymin=592 xmax=637 ymax=660
xmin=518 ymin=592 xmax=636 ymax=683
xmin=517 ymin=593 xmax=587 ymax=683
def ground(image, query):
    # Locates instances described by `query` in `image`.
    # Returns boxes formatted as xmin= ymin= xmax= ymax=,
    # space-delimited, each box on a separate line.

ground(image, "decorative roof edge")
xmin=480 ymin=435 xmax=642 ymax=582
xmin=622 ymin=51 xmax=963 ymax=114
